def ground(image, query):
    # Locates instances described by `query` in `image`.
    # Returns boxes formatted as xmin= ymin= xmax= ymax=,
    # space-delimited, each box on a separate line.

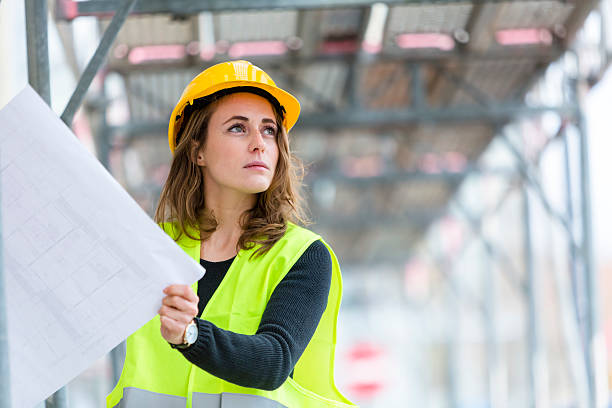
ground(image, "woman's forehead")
xmin=215 ymin=92 xmax=276 ymax=116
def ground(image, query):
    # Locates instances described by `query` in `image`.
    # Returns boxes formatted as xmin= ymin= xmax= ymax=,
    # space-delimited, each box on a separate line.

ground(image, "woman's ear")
xmin=196 ymin=150 xmax=205 ymax=166
xmin=190 ymin=140 xmax=206 ymax=166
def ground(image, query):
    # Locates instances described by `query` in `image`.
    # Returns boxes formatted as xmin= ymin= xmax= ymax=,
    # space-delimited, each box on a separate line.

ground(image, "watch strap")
xmin=169 ymin=319 xmax=197 ymax=350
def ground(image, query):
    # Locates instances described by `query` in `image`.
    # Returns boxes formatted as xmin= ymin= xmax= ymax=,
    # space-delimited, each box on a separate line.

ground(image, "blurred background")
xmin=1 ymin=0 xmax=612 ymax=407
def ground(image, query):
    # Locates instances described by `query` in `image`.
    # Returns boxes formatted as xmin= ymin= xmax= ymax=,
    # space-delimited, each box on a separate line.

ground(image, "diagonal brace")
xmin=500 ymin=133 xmax=582 ymax=254
xmin=61 ymin=0 xmax=139 ymax=126
xmin=453 ymin=198 xmax=528 ymax=295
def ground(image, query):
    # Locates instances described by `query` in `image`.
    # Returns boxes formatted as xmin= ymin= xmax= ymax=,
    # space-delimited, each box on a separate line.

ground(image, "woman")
xmin=107 ymin=60 xmax=355 ymax=408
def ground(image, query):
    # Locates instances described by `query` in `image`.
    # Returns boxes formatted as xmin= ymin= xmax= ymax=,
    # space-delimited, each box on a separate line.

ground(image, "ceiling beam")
xmin=297 ymin=103 xmax=578 ymax=128
xmin=314 ymin=210 xmax=440 ymax=228
xmin=111 ymin=102 xmax=577 ymax=138
xmin=306 ymin=166 xmax=514 ymax=185
xmin=106 ymin=46 xmax=563 ymax=75
xmin=58 ymin=0 xmax=570 ymax=20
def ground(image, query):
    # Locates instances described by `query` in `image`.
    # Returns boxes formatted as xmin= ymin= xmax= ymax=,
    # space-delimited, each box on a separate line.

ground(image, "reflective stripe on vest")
xmin=113 ymin=387 xmax=186 ymax=407
xmin=193 ymin=392 xmax=287 ymax=407
xmin=111 ymin=388 xmax=286 ymax=408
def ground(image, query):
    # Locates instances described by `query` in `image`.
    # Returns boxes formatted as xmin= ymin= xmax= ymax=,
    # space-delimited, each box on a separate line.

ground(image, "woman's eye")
xmin=263 ymin=127 xmax=277 ymax=136
xmin=229 ymin=124 xmax=245 ymax=133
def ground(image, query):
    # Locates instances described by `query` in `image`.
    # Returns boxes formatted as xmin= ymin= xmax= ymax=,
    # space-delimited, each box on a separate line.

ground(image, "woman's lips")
xmin=244 ymin=161 xmax=269 ymax=170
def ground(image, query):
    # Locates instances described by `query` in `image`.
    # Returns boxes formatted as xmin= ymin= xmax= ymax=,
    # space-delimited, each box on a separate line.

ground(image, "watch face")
xmin=185 ymin=323 xmax=198 ymax=344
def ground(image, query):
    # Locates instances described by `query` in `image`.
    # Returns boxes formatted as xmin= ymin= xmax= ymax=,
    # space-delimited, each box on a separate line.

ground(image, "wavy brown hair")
xmin=154 ymin=90 xmax=309 ymax=258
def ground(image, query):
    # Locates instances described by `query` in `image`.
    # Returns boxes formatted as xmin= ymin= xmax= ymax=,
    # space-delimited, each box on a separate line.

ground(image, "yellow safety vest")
xmin=106 ymin=221 xmax=356 ymax=408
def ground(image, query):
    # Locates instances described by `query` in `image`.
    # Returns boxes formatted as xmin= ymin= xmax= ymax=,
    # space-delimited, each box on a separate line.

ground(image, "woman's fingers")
xmin=163 ymin=295 xmax=199 ymax=316
xmin=160 ymin=315 xmax=184 ymax=344
xmin=160 ymin=315 xmax=182 ymax=331
xmin=159 ymin=304 xmax=194 ymax=325
xmin=159 ymin=284 xmax=199 ymax=344
xmin=163 ymin=284 xmax=199 ymax=303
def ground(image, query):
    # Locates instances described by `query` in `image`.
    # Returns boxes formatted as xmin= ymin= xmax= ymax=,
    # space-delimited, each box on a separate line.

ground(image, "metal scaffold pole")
xmin=0 ymin=144 xmax=10 ymax=405
xmin=576 ymin=108 xmax=609 ymax=408
xmin=25 ymin=0 xmax=50 ymax=104
xmin=522 ymin=185 xmax=549 ymax=408
xmin=559 ymin=127 xmax=590 ymax=408
xmin=447 ymin=276 xmax=460 ymax=408
xmin=483 ymin=250 xmax=506 ymax=408
xmin=25 ymin=0 xmax=68 ymax=407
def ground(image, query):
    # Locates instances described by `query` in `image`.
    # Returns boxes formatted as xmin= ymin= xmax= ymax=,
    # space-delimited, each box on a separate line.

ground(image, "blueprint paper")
xmin=0 ymin=86 xmax=205 ymax=407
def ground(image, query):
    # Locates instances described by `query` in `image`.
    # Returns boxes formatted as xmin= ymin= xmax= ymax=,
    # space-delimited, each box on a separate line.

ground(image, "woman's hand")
xmin=159 ymin=284 xmax=199 ymax=345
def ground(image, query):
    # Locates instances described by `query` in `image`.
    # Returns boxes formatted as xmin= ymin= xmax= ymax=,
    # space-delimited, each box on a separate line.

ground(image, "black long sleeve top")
xmin=177 ymin=240 xmax=332 ymax=391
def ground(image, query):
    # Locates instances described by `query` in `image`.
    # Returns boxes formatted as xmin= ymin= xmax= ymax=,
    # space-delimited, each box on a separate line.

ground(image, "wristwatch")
xmin=171 ymin=319 xmax=198 ymax=350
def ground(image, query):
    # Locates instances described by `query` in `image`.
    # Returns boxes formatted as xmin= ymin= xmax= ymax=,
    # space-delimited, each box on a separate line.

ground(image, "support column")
xmin=25 ymin=1 xmax=68 ymax=406
xmin=561 ymin=127 xmax=590 ymax=408
xmin=522 ymin=186 xmax=548 ymax=408
xmin=25 ymin=0 xmax=50 ymax=103
xmin=0 ymin=124 xmax=10 ymax=407
xmin=484 ymin=250 xmax=507 ymax=408
xmin=576 ymin=108 xmax=609 ymax=408
xmin=444 ymin=257 xmax=460 ymax=408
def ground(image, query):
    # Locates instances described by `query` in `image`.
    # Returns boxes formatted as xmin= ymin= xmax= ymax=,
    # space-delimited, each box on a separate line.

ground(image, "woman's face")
xmin=197 ymin=92 xmax=280 ymax=196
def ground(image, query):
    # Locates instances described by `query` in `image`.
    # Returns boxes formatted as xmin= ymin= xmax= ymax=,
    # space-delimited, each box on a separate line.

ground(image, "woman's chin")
xmin=237 ymin=175 xmax=273 ymax=194
xmin=238 ymin=182 xmax=272 ymax=195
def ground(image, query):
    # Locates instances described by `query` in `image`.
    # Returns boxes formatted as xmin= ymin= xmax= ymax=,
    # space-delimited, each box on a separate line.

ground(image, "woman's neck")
xmin=201 ymin=183 xmax=256 ymax=261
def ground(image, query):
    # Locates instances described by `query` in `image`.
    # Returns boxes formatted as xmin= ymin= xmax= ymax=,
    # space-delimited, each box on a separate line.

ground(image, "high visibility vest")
xmin=106 ymin=221 xmax=356 ymax=408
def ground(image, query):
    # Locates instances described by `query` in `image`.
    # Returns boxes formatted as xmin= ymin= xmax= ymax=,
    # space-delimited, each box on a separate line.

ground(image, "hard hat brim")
xmin=168 ymin=80 xmax=300 ymax=153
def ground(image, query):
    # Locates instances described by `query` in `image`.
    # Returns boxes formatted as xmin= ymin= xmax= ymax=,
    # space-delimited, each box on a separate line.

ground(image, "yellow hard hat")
xmin=168 ymin=60 xmax=300 ymax=153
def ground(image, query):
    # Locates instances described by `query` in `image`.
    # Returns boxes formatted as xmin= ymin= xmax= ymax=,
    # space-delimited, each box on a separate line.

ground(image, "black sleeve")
xmin=178 ymin=240 xmax=332 ymax=391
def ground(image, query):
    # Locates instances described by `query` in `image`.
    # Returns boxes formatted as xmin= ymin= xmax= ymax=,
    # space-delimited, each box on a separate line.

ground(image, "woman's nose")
xmin=249 ymin=131 xmax=266 ymax=153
